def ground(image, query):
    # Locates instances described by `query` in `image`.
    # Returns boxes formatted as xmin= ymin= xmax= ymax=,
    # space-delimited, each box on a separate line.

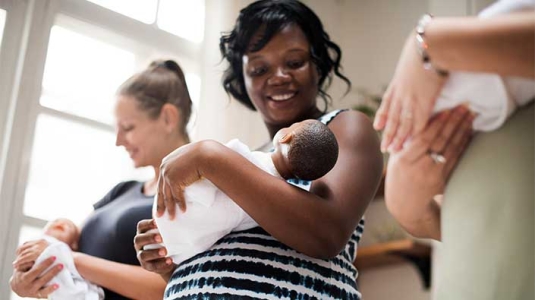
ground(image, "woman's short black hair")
xmin=220 ymin=0 xmax=351 ymax=111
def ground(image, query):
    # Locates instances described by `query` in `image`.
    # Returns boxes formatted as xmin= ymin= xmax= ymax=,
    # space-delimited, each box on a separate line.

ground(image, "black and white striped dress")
xmin=164 ymin=110 xmax=363 ymax=300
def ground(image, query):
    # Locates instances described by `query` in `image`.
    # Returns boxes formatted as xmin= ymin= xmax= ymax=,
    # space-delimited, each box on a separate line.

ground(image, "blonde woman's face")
xmin=114 ymin=95 xmax=170 ymax=168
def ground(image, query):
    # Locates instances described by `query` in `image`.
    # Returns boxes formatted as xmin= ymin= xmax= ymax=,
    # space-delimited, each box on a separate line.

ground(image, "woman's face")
xmin=114 ymin=95 xmax=170 ymax=168
xmin=242 ymin=24 xmax=320 ymax=128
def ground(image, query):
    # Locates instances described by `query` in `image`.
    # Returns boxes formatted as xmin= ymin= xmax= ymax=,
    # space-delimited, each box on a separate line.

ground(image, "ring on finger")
xmin=428 ymin=151 xmax=447 ymax=164
xmin=402 ymin=109 xmax=413 ymax=119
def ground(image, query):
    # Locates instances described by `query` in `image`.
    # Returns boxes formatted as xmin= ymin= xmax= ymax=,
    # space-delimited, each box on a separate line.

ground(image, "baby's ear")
xmin=279 ymin=132 xmax=293 ymax=144
xmin=71 ymin=241 xmax=79 ymax=251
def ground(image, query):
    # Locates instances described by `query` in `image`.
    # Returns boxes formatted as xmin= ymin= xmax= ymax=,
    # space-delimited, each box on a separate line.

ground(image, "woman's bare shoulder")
xmin=328 ymin=110 xmax=379 ymax=146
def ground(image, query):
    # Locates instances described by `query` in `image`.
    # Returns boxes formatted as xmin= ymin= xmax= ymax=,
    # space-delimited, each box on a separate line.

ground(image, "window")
xmin=10 ymin=225 xmax=41 ymax=300
xmin=157 ymin=0 xmax=205 ymax=43
xmin=23 ymin=114 xmax=151 ymax=224
xmin=86 ymin=0 xmax=158 ymax=24
xmin=2 ymin=2 xmax=202 ymax=298
xmin=86 ymin=0 xmax=205 ymax=43
xmin=41 ymin=25 xmax=136 ymax=124
xmin=22 ymin=21 xmax=154 ymax=226
xmin=0 ymin=9 xmax=6 ymax=49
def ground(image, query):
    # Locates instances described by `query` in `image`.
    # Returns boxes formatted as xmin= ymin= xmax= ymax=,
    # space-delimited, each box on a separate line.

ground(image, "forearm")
xmin=196 ymin=124 xmax=382 ymax=259
xmin=425 ymin=12 xmax=535 ymax=78
xmin=385 ymin=195 xmax=441 ymax=240
xmin=198 ymin=141 xmax=343 ymax=257
xmin=73 ymin=252 xmax=166 ymax=300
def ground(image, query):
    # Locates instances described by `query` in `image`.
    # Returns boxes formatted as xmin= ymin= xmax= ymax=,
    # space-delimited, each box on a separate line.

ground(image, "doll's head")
xmin=43 ymin=218 xmax=80 ymax=250
xmin=271 ymin=119 xmax=338 ymax=180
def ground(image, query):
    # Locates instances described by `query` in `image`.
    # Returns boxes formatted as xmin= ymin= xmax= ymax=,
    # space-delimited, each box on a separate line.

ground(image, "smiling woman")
xmin=241 ymin=24 xmax=322 ymax=130
xmin=133 ymin=1 xmax=384 ymax=299
xmin=10 ymin=60 xmax=193 ymax=300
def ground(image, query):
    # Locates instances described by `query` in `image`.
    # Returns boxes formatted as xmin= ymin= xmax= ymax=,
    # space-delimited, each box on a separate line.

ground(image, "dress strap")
xmin=318 ymin=109 xmax=348 ymax=125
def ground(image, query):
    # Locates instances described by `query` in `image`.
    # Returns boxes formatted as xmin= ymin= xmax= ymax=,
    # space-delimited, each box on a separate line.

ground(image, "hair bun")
xmin=151 ymin=59 xmax=186 ymax=81
xmin=162 ymin=60 xmax=180 ymax=73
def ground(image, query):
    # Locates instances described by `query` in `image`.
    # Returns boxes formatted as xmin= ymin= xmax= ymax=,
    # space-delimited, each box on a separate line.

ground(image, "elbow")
xmin=401 ymin=222 xmax=441 ymax=241
xmin=139 ymin=287 xmax=165 ymax=300
xmin=303 ymin=229 xmax=352 ymax=260
xmin=385 ymin=197 xmax=442 ymax=241
xmin=386 ymin=202 xmax=427 ymax=239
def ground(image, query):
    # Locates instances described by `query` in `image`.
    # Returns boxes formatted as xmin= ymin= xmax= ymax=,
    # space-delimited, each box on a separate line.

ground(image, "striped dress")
xmin=164 ymin=110 xmax=363 ymax=300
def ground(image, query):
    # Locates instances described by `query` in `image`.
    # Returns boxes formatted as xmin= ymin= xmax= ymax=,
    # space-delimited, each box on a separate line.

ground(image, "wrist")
xmin=415 ymin=14 xmax=449 ymax=77
xmin=195 ymin=140 xmax=224 ymax=178
xmin=72 ymin=251 xmax=84 ymax=269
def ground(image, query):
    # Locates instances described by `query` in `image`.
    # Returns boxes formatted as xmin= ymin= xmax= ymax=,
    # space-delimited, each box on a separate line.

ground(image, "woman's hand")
xmin=374 ymin=32 xmax=448 ymax=152
xmin=13 ymin=239 xmax=49 ymax=271
xmin=156 ymin=142 xmax=211 ymax=219
xmin=385 ymin=105 xmax=474 ymax=240
xmin=134 ymin=219 xmax=176 ymax=281
xmin=10 ymin=256 xmax=61 ymax=298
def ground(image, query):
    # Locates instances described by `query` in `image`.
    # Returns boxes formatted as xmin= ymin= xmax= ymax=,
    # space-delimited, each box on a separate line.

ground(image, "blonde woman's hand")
xmin=374 ymin=32 xmax=448 ymax=153
xmin=10 ymin=256 xmax=61 ymax=298
xmin=13 ymin=239 xmax=49 ymax=271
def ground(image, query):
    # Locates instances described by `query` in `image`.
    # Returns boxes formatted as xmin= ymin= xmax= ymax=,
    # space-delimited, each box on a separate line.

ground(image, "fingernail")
xmin=51 ymin=256 xmax=57 ymax=262
xmin=53 ymin=284 xmax=59 ymax=290
xmin=155 ymin=235 xmax=162 ymax=243
xmin=166 ymin=258 xmax=172 ymax=265
xmin=468 ymin=114 xmax=475 ymax=122
xmin=159 ymin=249 xmax=166 ymax=256
xmin=58 ymin=264 xmax=63 ymax=270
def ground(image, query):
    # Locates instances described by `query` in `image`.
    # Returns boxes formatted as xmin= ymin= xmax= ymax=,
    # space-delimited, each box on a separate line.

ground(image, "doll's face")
xmin=44 ymin=218 xmax=79 ymax=250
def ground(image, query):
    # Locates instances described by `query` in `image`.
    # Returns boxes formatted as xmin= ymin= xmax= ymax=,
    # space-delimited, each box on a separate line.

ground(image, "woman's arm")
xmin=158 ymin=111 xmax=383 ymax=259
xmin=374 ymin=11 xmax=534 ymax=152
xmin=426 ymin=12 xmax=535 ymax=78
xmin=385 ymin=106 xmax=474 ymax=240
xmin=73 ymin=252 xmax=166 ymax=300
